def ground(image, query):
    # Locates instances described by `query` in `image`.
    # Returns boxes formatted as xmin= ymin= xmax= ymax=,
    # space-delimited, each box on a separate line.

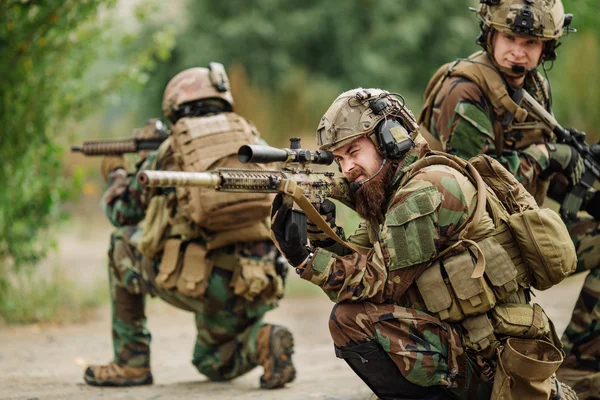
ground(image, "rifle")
xmin=71 ymin=120 xmax=168 ymax=156
xmin=137 ymin=138 xmax=364 ymax=253
xmin=512 ymin=89 xmax=600 ymax=222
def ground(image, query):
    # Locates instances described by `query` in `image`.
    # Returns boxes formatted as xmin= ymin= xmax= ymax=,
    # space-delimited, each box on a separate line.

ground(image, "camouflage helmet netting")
xmin=162 ymin=66 xmax=234 ymax=120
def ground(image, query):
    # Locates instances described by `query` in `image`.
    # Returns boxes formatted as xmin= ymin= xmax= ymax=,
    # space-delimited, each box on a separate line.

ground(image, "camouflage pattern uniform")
xmin=100 ymin=150 xmax=288 ymax=382
xmin=300 ymin=134 xmax=493 ymax=398
xmin=423 ymin=56 xmax=600 ymax=367
xmin=88 ymin=65 xmax=295 ymax=389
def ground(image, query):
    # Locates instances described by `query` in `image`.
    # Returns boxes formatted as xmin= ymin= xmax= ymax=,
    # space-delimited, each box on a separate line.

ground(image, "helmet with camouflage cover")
xmin=475 ymin=0 xmax=575 ymax=62
xmin=316 ymin=88 xmax=419 ymax=156
xmin=162 ymin=62 xmax=234 ymax=122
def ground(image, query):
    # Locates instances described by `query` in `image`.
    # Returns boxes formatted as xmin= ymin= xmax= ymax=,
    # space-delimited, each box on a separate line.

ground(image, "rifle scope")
xmin=238 ymin=137 xmax=333 ymax=165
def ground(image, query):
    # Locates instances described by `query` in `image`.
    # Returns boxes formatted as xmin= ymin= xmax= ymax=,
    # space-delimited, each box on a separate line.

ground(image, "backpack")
xmin=411 ymin=152 xmax=576 ymax=291
xmin=169 ymin=113 xmax=274 ymax=231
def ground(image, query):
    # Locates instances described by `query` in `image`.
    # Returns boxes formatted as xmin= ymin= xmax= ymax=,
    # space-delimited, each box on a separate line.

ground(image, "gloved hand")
xmin=270 ymin=194 xmax=310 ymax=267
xmin=307 ymin=199 xmax=338 ymax=246
xmin=100 ymin=156 xmax=126 ymax=183
xmin=544 ymin=143 xmax=584 ymax=187
xmin=585 ymin=191 xmax=600 ymax=221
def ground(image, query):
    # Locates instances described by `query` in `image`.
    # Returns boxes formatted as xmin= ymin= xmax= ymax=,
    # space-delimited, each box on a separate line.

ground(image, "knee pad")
xmin=335 ymin=340 xmax=446 ymax=400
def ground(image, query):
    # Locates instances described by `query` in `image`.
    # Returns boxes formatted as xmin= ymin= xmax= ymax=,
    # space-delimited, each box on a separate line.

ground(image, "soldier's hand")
xmin=307 ymin=199 xmax=338 ymax=246
xmin=544 ymin=143 xmax=584 ymax=187
xmin=100 ymin=156 xmax=127 ymax=183
xmin=270 ymin=194 xmax=310 ymax=267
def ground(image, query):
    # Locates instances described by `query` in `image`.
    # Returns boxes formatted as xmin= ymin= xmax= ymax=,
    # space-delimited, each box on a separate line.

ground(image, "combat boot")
xmin=256 ymin=324 xmax=296 ymax=389
xmin=556 ymin=355 xmax=600 ymax=399
xmin=84 ymin=361 xmax=153 ymax=387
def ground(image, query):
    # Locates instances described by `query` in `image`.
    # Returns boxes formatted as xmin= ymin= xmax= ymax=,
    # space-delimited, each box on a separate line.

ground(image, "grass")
xmin=0 ymin=266 xmax=109 ymax=325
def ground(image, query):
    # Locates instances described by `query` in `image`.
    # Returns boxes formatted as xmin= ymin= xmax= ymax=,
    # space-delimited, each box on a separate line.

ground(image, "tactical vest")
xmin=391 ymin=153 xmax=570 ymax=358
xmin=418 ymin=51 xmax=552 ymax=154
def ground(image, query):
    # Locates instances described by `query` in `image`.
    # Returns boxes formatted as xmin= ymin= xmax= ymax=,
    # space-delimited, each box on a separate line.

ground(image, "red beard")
xmin=350 ymin=162 xmax=395 ymax=225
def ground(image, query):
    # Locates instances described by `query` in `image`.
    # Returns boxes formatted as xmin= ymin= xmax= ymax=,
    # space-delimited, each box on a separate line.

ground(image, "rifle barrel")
xmin=137 ymin=171 xmax=222 ymax=188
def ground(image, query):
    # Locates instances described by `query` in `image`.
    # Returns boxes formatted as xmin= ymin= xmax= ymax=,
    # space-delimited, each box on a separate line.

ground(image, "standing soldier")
xmin=84 ymin=63 xmax=296 ymax=389
xmin=418 ymin=1 xmax=599 ymax=397
xmin=271 ymin=88 xmax=576 ymax=399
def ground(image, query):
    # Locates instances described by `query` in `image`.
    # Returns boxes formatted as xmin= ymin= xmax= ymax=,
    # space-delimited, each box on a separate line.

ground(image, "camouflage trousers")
xmin=329 ymin=302 xmax=492 ymax=399
xmin=107 ymin=226 xmax=283 ymax=381
xmin=562 ymin=216 xmax=600 ymax=360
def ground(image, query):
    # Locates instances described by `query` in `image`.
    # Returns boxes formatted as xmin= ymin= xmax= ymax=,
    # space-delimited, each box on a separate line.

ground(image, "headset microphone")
xmin=511 ymin=65 xmax=537 ymax=75
xmin=349 ymin=158 xmax=388 ymax=192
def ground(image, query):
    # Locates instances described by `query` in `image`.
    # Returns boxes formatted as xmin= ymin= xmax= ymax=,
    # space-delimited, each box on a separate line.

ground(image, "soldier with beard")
xmin=270 ymin=88 xmax=577 ymax=399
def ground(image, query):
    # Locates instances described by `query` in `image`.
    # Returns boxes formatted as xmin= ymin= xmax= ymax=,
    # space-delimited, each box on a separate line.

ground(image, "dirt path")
xmin=0 ymin=215 xmax=588 ymax=400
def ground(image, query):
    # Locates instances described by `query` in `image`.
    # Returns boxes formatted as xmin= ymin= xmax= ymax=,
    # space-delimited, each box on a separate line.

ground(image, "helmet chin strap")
xmin=349 ymin=158 xmax=387 ymax=193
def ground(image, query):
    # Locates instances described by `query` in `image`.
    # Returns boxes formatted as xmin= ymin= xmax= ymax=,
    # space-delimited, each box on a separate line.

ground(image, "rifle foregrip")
xmin=79 ymin=140 xmax=137 ymax=156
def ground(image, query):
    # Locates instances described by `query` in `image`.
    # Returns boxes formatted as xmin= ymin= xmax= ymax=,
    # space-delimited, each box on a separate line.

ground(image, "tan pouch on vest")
xmin=231 ymin=257 xmax=282 ymax=301
xmin=462 ymin=314 xmax=498 ymax=357
xmin=478 ymin=236 xmax=519 ymax=301
xmin=416 ymin=261 xmax=464 ymax=323
xmin=491 ymin=338 xmax=563 ymax=400
xmin=507 ymin=208 xmax=577 ymax=290
xmin=444 ymin=250 xmax=496 ymax=317
xmin=491 ymin=221 xmax=531 ymax=287
xmin=138 ymin=195 xmax=171 ymax=259
xmin=155 ymin=238 xmax=182 ymax=290
xmin=176 ymin=242 xmax=213 ymax=299
xmin=490 ymin=303 xmax=551 ymax=340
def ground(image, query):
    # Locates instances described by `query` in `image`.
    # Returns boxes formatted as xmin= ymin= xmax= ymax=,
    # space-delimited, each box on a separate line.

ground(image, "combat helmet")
xmin=475 ymin=0 xmax=575 ymax=63
xmin=316 ymin=88 xmax=419 ymax=160
xmin=162 ymin=62 xmax=234 ymax=123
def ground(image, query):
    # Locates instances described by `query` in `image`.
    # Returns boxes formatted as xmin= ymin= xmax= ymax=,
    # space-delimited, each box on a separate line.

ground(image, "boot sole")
xmin=84 ymin=369 xmax=153 ymax=387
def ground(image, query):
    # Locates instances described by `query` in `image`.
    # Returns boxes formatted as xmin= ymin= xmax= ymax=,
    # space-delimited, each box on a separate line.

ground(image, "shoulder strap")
xmin=278 ymin=178 xmax=371 ymax=256
xmin=408 ymin=152 xmax=488 ymax=279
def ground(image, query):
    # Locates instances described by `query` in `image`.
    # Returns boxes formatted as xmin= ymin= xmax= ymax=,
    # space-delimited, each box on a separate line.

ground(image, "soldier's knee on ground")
xmin=334 ymin=340 xmax=446 ymax=400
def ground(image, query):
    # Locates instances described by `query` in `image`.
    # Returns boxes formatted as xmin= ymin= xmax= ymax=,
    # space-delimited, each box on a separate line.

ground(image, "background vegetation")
xmin=1 ymin=0 xmax=598 ymax=323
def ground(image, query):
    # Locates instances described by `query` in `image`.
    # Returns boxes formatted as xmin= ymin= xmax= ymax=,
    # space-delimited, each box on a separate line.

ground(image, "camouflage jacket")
xmin=300 ymin=136 xmax=480 ymax=304
xmin=424 ymin=52 xmax=552 ymax=203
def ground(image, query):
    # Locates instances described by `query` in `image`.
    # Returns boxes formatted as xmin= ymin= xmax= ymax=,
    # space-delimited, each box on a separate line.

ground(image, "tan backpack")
xmin=412 ymin=152 xmax=576 ymax=291
xmin=169 ymin=113 xmax=274 ymax=231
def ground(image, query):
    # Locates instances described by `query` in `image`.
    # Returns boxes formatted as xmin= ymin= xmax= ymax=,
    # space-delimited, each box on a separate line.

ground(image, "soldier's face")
xmin=332 ymin=136 xmax=383 ymax=183
xmin=493 ymin=31 xmax=544 ymax=71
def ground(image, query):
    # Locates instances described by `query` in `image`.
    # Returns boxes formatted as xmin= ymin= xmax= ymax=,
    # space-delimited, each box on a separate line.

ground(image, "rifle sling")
xmin=278 ymin=179 xmax=371 ymax=256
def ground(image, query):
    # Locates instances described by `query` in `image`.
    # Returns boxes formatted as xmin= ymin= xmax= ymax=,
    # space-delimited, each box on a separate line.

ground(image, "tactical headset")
xmin=344 ymin=91 xmax=416 ymax=191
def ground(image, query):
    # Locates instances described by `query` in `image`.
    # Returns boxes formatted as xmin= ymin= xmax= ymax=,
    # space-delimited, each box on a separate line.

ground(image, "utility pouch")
xmin=416 ymin=261 xmax=464 ymax=322
xmin=444 ymin=250 xmax=496 ymax=317
xmin=139 ymin=195 xmax=171 ymax=259
xmin=461 ymin=314 xmax=498 ymax=357
xmin=155 ymin=238 xmax=182 ymax=290
xmin=231 ymin=257 xmax=281 ymax=301
xmin=507 ymin=208 xmax=577 ymax=290
xmin=490 ymin=303 xmax=550 ymax=339
xmin=491 ymin=221 xmax=531 ymax=287
xmin=176 ymin=242 xmax=213 ymax=299
xmin=491 ymin=338 xmax=563 ymax=400
xmin=478 ymin=236 xmax=519 ymax=301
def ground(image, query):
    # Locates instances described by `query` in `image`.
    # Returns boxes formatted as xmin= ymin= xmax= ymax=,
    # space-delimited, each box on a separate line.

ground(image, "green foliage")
xmin=136 ymin=0 xmax=480 ymax=141
xmin=0 ymin=1 xmax=174 ymax=274
xmin=0 ymin=266 xmax=109 ymax=324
